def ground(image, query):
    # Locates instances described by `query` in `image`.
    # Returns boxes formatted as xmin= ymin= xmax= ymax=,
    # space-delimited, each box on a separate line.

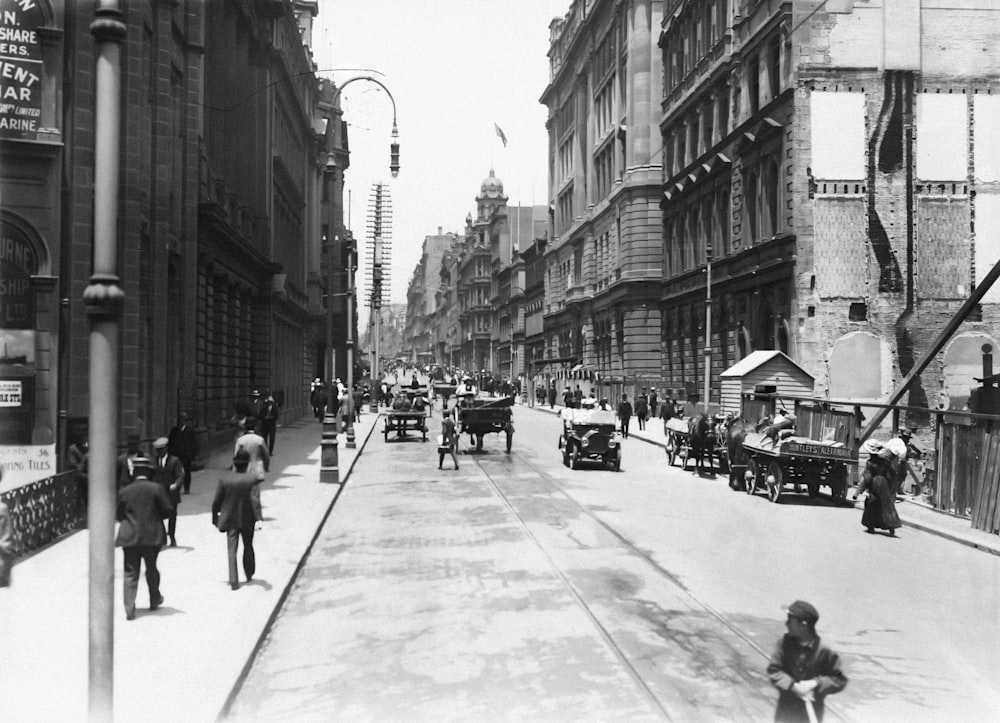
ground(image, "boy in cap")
xmin=116 ymin=456 xmax=172 ymax=619
xmin=151 ymin=436 xmax=185 ymax=547
xmin=767 ymin=600 xmax=847 ymax=722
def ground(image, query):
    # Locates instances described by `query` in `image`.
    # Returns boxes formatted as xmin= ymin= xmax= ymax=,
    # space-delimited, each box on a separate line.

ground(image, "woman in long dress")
xmin=856 ymin=453 xmax=900 ymax=536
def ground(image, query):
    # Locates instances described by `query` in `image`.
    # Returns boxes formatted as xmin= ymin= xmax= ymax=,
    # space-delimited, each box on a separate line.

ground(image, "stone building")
xmin=540 ymin=0 xmax=665 ymax=387
xmin=659 ymin=0 xmax=1000 ymax=413
xmin=0 ymin=0 xmax=333 ymax=495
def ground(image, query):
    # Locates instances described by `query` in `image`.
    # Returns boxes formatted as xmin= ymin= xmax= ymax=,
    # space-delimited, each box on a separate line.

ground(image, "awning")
xmin=570 ymin=364 xmax=583 ymax=373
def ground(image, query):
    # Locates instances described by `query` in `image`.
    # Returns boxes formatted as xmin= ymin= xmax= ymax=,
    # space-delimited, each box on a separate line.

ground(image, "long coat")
xmin=115 ymin=478 xmax=172 ymax=548
xmin=168 ymin=424 xmax=198 ymax=466
xmin=212 ymin=471 xmax=262 ymax=531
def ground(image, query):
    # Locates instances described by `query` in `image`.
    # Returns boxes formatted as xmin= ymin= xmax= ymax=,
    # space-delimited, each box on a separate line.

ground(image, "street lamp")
xmin=321 ymin=76 xmax=400 ymax=480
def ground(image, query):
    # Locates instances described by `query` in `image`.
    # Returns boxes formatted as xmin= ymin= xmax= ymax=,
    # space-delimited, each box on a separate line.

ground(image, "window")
xmin=703 ymin=102 xmax=715 ymax=151
xmin=767 ymin=39 xmax=781 ymax=102
xmin=745 ymin=170 xmax=759 ymax=244
xmin=748 ymin=55 xmax=760 ymax=115
xmin=717 ymin=88 xmax=729 ymax=141
xmin=717 ymin=189 xmax=731 ymax=257
xmin=765 ymin=158 xmax=780 ymax=238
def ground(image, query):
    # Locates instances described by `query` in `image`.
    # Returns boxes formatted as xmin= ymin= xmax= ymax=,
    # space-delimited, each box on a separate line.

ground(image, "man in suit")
xmin=212 ymin=448 xmax=262 ymax=590
xmin=151 ymin=437 xmax=185 ymax=546
xmin=116 ymin=432 xmax=144 ymax=491
xmin=257 ymin=393 xmax=279 ymax=456
xmin=168 ymin=412 xmax=199 ymax=494
xmin=116 ymin=456 xmax=172 ymax=620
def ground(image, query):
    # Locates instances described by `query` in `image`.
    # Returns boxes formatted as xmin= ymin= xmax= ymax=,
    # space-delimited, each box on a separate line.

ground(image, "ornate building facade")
xmin=659 ymin=0 xmax=1000 ymax=413
xmin=540 ymin=0 xmax=665 ymax=386
xmin=0 ymin=0 xmax=335 ymax=498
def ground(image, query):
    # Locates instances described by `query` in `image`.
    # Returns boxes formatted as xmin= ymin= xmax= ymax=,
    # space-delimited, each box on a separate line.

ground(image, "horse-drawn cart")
xmin=742 ymin=431 xmax=856 ymax=503
xmin=383 ymin=410 xmax=429 ymax=442
xmin=458 ymin=395 xmax=515 ymax=452
xmin=664 ymin=414 xmax=727 ymax=473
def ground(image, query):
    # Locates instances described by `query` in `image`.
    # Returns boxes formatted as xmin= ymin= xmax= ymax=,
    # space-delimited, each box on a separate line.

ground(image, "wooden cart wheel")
xmin=767 ymin=462 xmax=784 ymax=503
xmin=746 ymin=458 xmax=759 ymax=495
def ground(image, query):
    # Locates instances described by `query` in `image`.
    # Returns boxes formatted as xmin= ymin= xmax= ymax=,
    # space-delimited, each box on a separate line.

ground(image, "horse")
xmin=725 ymin=415 xmax=750 ymax=490
xmin=687 ymin=413 xmax=715 ymax=474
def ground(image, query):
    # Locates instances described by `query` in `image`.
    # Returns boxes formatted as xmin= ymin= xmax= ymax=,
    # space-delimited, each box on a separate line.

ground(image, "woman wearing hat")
xmin=854 ymin=451 xmax=901 ymax=536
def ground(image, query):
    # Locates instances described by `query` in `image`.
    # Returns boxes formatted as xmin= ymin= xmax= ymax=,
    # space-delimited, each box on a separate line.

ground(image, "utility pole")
xmin=87 ymin=2 xmax=126 ymax=719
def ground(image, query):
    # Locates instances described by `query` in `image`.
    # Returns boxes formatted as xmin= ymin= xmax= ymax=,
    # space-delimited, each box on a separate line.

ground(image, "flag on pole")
xmin=494 ymin=123 xmax=507 ymax=148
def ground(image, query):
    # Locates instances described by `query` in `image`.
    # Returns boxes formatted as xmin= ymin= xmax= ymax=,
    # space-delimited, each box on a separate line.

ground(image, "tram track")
xmin=468 ymin=447 xmax=849 ymax=722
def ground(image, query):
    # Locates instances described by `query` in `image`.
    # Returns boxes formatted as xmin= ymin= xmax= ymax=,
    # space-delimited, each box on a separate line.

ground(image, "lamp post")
xmin=321 ymin=76 xmax=399 ymax=472
xmin=86 ymin=3 xmax=126 ymax=718
xmin=703 ymin=242 xmax=712 ymax=410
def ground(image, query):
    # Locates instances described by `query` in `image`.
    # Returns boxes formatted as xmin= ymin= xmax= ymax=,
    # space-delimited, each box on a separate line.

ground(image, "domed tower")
xmin=476 ymin=168 xmax=508 ymax=220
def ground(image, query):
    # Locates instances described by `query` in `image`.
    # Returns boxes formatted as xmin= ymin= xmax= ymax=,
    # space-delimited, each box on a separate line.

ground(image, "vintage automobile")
xmin=558 ymin=407 xmax=621 ymax=470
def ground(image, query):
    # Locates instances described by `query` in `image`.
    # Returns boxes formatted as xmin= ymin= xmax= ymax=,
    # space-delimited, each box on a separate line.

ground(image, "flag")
xmin=494 ymin=123 xmax=507 ymax=148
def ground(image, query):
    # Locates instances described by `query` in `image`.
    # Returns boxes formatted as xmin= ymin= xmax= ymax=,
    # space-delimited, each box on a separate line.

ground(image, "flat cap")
xmin=786 ymin=600 xmax=819 ymax=624
xmin=152 ymin=437 xmax=169 ymax=448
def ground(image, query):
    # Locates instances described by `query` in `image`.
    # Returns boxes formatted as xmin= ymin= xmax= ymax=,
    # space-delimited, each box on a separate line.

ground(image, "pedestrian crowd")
xmin=41 ymin=389 xmax=288 ymax=620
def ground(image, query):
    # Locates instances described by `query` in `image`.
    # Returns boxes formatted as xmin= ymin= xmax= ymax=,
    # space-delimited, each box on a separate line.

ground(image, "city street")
xmin=227 ymin=402 xmax=1000 ymax=722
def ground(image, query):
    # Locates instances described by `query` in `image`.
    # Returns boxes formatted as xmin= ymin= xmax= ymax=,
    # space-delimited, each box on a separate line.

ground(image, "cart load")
xmin=457 ymin=395 xmax=515 ymax=452
xmin=742 ymin=430 xmax=857 ymax=503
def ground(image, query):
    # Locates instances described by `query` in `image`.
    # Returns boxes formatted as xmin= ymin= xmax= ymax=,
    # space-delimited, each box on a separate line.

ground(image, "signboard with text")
xmin=0 ymin=443 xmax=56 ymax=491
xmin=0 ymin=0 xmax=46 ymax=140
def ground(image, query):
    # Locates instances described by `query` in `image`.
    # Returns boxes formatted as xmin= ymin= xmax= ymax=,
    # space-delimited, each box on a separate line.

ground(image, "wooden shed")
xmin=719 ymin=351 xmax=815 ymax=415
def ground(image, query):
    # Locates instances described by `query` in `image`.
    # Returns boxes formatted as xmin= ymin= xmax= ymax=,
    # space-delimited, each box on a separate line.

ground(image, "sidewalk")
xmin=530 ymin=401 xmax=1000 ymax=557
xmin=0 ymin=411 xmax=380 ymax=723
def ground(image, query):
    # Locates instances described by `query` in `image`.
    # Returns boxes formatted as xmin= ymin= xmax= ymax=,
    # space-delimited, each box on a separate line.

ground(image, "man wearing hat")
xmin=116 ymin=456 xmax=172 ymax=619
xmin=151 ymin=436 xmax=185 ymax=547
xmin=212 ymin=448 xmax=263 ymax=590
xmin=767 ymin=600 xmax=847 ymax=722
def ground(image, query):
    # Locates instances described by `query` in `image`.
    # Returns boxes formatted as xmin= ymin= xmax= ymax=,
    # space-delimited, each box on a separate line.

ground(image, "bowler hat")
xmin=786 ymin=600 xmax=819 ymax=625
xmin=898 ymin=428 xmax=914 ymax=438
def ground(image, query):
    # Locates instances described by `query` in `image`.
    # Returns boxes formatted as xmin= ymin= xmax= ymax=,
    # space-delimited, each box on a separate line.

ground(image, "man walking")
xmin=310 ymin=379 xmax=326 ymax=421
xmin=116 ymin=432 xmax=144 ymax=491
xmin=212 ymin=448 xmax=262 ymax=590
xmin=168 ymin=412 xmax=199 ymax=494
xmin=151 ymin=437 xmax=184 ymax=547
xmin=116 ymin=457 xmax=172 ymax=620
xmin=234 ymin=417 xmax=269 ymax=521
xmin=767 ymin=600 xmax=847 ymax=722
xmin=438 ymin=407 xmax=459 ymax=470
xmin=617 ymin=393 xmax=633 ymax=439
xmin=258 ymin=392 xmax=280 ymax=456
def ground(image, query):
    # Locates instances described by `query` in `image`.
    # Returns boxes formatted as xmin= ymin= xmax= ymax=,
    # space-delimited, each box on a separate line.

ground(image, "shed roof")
xmin=720 ymin=350 xmax=813 ymax=380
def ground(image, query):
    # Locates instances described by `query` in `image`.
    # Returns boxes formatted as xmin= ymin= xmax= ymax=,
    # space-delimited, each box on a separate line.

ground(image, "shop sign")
xmin=0 ymin=0 xmax=45 ymax=140
xmin=0 ymin=443 xmax=55 ymax=491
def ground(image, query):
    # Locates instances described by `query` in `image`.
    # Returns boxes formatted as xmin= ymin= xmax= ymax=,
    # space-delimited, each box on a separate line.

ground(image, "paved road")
xmin=227 ymin=403 xmax=1000 ymax=722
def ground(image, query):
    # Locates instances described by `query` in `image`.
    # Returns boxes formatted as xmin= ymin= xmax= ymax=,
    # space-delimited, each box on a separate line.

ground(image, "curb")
xmin=217 ymin=414 xmax=381 ymax=720
xmin=530 ymin=404 xmax=1000 ymax=556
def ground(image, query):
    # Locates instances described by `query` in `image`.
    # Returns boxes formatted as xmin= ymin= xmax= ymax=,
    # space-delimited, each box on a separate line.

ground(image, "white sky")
xmin=313 ymin=0 xmax=570 ymax=305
